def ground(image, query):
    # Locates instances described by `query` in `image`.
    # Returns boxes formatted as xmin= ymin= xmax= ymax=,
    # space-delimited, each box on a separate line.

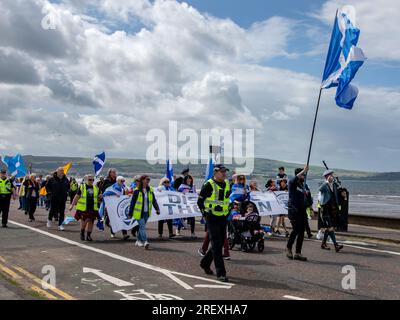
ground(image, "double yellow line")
xmin=0 ymin=256 xmax=75 ymax=300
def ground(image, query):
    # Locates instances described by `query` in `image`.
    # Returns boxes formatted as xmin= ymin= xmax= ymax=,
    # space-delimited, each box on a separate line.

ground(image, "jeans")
xmin=49 ymin=200 xmax=66 ymax=226
xmin=137 ymin=212 xmax=149 ymax=243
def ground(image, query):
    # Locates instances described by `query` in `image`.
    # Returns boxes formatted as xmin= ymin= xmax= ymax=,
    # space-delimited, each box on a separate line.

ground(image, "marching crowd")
xmin=0 ymin=164 xmax=345 ymax=283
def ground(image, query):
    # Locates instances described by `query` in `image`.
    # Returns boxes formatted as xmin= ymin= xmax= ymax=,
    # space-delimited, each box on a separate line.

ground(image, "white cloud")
xmin=0 ymin=0 xmax=398 ymax=171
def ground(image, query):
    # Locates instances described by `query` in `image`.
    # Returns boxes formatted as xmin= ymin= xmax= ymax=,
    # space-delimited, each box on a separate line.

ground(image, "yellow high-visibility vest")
xmin=0 ymin=179 xmax=12 ymax=195
xmin=76 ymin=184 xmax=99 ymax=211
xmin=132 ymin=187 xmax=154 ymax=220
xmin=204 ymin=179 xmax=230 ymax=217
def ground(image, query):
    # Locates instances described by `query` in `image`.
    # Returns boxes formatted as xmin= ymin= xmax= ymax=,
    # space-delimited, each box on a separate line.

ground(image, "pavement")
xmin=1 ymin=201 xmax=400 ymax=300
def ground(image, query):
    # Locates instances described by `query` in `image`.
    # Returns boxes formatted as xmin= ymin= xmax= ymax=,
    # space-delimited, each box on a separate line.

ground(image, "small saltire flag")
xmin=62 ymin=161 xmax=72 ymax=175
xmin=204 ymin=157 xmax=214 ymax=182
xmin=93 ymin=152 xmax=106 ymax=177
xmin=321 ymin=6 xmax=366 ymax=110
xmin=1 ymin=154 xmax=27 ymax=178
xmin=166 ymin=159 xmax=174 ymax=184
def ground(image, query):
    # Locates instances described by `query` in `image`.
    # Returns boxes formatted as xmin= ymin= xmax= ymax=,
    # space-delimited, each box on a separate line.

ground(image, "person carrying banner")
xmin=157 ymin=177 xmax=175 ymax=239
xmin=101 ymin=169 xmax=129 ymax=240
xmin=319 ymin=170 xmax=344 ymax=252
xmin=286 ymin=166 xmax=309 ymax=261
xmin=46 ymin=167 xmax=70 ymax=230
xmin=177 ymin=175 xmax=197 ymax=239
xmin=198 ymin=164 xmax=231 ymax=283
xmin=129 ymin=175 xmax=160 ymax=249
xmin=0 ymin=169 xmax=15 ymax=228
xmin=69 ymin=174 xmax=101 ymax=242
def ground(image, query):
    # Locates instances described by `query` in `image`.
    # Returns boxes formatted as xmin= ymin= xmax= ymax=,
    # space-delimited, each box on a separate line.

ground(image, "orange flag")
xmin=62 ymin=161 xmax=72 ymax=175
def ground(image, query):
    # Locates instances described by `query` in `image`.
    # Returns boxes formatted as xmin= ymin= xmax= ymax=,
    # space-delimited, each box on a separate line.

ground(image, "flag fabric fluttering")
xmin=204 ymin=157 xmax=214 ymax=182
xmin=93 ymin=152 xmax=106 ymax=177
xmin=62 ymin=161 xmax=72 ymax=175
xmin=166 ymin=159 xmax=174 ymax=184
xmin=1 ymin=154 xmax=27 ymax=177
xmin=321 ymin=7 xmax=366 ymax=110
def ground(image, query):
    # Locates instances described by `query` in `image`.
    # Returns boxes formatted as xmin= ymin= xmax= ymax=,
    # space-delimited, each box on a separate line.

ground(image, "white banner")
xmin=104 ymin=191 xmax=288 ymax=233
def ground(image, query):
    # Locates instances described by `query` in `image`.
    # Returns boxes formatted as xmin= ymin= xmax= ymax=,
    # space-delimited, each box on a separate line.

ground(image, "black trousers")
xmin=200 ymin=215 xmax=227 ymax=277
xmin=287 ymin=216 xmax=307 ymax=254
xmin=0 ymin=196 xmax=11 ymax=225
xmin=27 ymin=197 xmax=37 ymax=220
xmin=49 ymin=200 xmax=66 ymax=226
xmin=158 ymin=219 xmax=173 ymax=235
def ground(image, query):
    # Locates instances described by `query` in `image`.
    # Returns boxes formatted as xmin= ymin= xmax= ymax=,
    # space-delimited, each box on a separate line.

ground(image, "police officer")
xmin=0 ymin=169 xmax=15 ymax=228
xmin=319 ymin=170 xmax=344 ymax=252
xmin=286 ymin=165 xmax=310 ymax=261
xmin=198 ymin=164 xmax=231 ymax=282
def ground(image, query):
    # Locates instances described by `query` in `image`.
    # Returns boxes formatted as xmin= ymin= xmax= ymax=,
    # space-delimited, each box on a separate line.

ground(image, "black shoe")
xmin=217 ymin=276 xmax=229 ymax=283
xmin=307 ymin=233 xmax=313 ymax=239
xmin=86 ymin=235 xmax=93 ymax=242
xmin=335 ymin=244 xmax=344 ymax=252
xmin=294 ymin=254 xmax=307 ymax=261
xmin=200 ymin=265 xmax=214 ymax=275
xmin=123 ymin=235 xmax=130 ymax=241
xmin=321 ymin=243 xmax=331 ymax=250
xmin=80 ymin=231 xmax=85 ymax=241
xmin=286 ymin=248 xmax=294 ymax=260
xmin=2 ymin=224 xmax=7 ymax=228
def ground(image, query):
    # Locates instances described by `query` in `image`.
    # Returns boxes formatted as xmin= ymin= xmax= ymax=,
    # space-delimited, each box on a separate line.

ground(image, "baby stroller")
xmin=228 ymin=201 xmax=265 ymax=252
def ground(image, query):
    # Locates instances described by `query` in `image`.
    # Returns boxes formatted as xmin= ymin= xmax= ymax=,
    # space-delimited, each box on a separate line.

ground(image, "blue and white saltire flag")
xmin=1 ymin=154 xmax=27 ymax=178
xmin=62 ymin=216 xmax=77 ymax=226
xmin=93 ymin=152 xmax=106 ymax=177
xmin=321 ymin=7 xmax=366 ymax=110
xmin=204 ymin=157 xmax=214 ymax=182
xmin=98 ymin=182 xmax=126 ymax=220
xmin=166 ymin=159 xmax=174 ymax=184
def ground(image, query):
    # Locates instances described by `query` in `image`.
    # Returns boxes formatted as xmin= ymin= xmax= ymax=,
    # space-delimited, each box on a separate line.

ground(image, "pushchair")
xmin=227 ymin=201 xmax=265 ymax=252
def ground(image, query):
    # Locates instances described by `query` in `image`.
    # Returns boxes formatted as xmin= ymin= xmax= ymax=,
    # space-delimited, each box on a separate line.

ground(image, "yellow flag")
xmin=62 ymin=161 xmax=72 ymax=175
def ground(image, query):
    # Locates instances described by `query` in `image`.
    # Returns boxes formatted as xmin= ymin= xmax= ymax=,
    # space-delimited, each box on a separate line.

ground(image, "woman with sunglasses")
xmin=70 ymin=174 xmax=101 ymax=241
xmin=229 ymin=175 xmax=250 ymax=203
xmin=157 ymin=178 xmax=175 ymax=239
xmin=177 ymin=175 xmax=197 ymax=239
xmin=129 ymin=175 xmax=160 ymax=249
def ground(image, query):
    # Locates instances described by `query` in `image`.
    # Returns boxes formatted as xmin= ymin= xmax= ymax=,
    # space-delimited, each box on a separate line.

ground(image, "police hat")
xmin=214 ymin=164 xmax=229 ymax=172
xmin=323 ymin=169 xmax=334 ymax=177
xmin=181 ymin=167 xmax=190 ymax=175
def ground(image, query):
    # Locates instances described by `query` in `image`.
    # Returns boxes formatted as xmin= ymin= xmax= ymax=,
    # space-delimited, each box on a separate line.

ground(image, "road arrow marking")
xmin=83 ymin=268 xmax=134 ymax=287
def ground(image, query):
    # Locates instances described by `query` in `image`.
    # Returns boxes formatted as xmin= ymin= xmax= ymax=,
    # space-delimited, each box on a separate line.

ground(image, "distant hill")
xmin=1 ymin=155 xmax=398 ymax=181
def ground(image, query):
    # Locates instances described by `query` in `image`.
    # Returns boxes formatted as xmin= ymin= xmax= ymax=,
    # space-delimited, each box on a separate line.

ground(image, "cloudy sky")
xmin=0 ymin=0 xmax=399 ymax=172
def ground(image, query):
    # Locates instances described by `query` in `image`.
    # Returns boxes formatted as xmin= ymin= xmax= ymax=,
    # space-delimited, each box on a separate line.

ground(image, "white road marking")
xmin=194 ymin=284 xmax=232 ymax=289
xmin=283 ymin=295 xmax=308 ymax=300
xmin=344 ymin=244 xmax=400 ymax=256
xmin=309 ymin=239 xmax=400 ymax=256
xmin=83 ymin=267 xmax=134 ymax=287
xmin=9 ymin=220 xmax=234 ymax=290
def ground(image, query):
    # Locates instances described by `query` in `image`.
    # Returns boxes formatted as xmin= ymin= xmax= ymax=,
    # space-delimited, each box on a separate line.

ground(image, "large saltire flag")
xmin=1 ymin=154 xmax=27 ymax=178
xmin=62 ymin=161 xmax=72 ymax=175
xmin=321 ymin=6 xmax=366 ymax=110
xmin=93 ymin=152 xmax=106 ymax=177
xmin=165 ymin=159 xmax=174 ymax=184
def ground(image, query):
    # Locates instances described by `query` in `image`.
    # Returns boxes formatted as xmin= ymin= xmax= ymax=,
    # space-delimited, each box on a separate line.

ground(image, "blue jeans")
xmin=137 ymin=212 xmax=149 ymax=243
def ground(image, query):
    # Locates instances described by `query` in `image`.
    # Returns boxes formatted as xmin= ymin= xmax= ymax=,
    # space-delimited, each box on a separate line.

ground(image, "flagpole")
xmin=305 ymin=87 xmax=323 ymax=178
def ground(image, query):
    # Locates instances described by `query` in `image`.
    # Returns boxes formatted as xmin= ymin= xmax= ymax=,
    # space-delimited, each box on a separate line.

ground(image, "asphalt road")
xmin=1 ymin=202 xmax=400 ymax=300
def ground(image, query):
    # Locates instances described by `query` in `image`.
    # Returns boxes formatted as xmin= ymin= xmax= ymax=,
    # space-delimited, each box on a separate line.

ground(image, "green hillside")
xmin=1 ymin=155 xmax=398 ymax=180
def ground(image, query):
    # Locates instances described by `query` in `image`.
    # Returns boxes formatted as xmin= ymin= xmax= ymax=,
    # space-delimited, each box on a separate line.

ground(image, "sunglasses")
xmin=88 ymin=179 xmax=94 ymax=182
